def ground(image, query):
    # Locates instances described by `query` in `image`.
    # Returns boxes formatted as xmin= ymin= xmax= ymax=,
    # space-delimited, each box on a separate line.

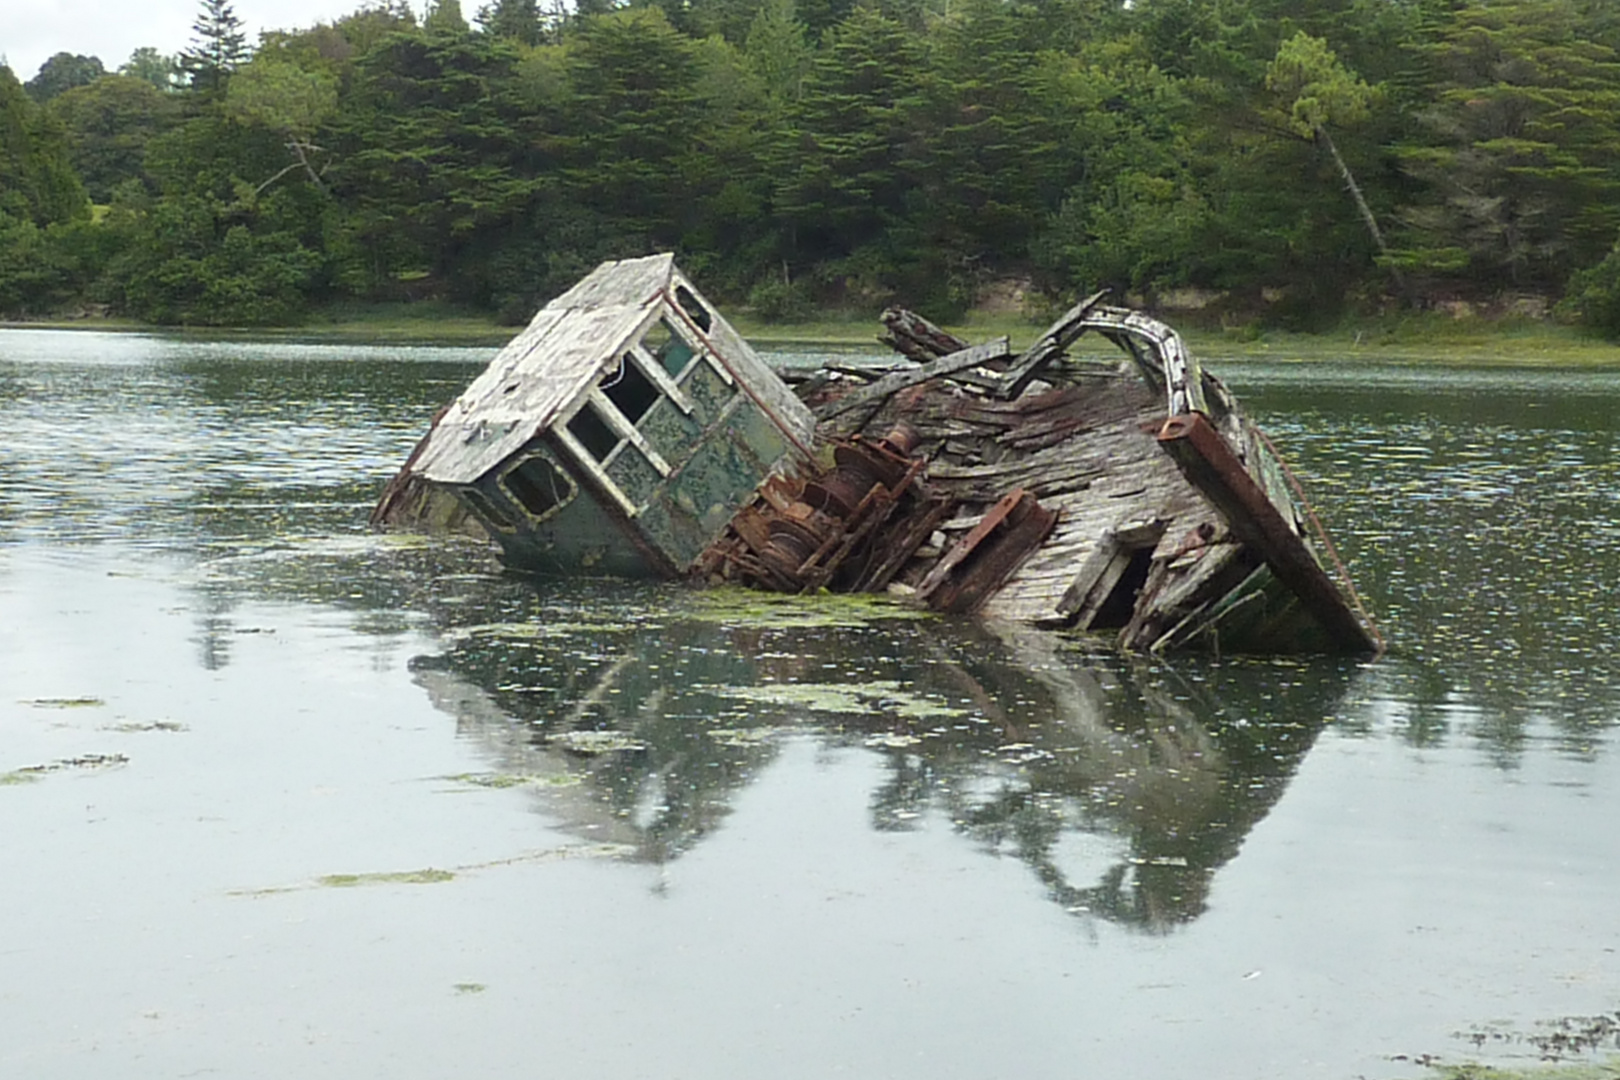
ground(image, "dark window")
xmin=567 ymin=404 xmax=620 ymax=462
xmin=602 ymin=354 xmax=659 ymax=424
xmin=675 ymin=285 xmax=712 ymax=332
xmin=460 ymin=485 xmax=516 ymax=532
xmin=503 ymin=453 xmax=576 ymax=520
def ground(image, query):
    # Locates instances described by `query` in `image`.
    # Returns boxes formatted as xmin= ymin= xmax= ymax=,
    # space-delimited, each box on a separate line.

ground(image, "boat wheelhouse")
xmin=399 ymin=254 xmax=816 ymax=577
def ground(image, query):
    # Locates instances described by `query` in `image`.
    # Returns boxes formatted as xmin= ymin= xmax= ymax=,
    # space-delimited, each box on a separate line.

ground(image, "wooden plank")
xmin=815 ymin=338 xmax=1012 ymax=424
xmin=991 ymin=290 xmax=1109 ymax=399
xmin=1157 ymin=412 xmax=1379 ymax=653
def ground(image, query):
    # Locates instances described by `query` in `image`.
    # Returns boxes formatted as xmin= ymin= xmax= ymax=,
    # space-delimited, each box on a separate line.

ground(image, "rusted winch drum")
xmin=803 ymin=422 xmax=920 ymax=518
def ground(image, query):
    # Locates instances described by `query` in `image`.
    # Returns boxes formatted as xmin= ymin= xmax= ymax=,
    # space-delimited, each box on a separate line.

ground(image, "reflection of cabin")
xmin=407 ymin=254 xmax=815 ymax=576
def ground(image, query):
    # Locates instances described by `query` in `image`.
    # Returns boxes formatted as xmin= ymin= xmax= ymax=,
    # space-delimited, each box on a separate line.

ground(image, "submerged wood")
xmin=374 ymin=254 xmax=1380 ymax=656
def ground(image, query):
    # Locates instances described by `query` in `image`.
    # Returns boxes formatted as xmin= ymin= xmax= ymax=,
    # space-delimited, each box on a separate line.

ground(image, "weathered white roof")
xmin=414 ymin=253 xmax=678 ymax=484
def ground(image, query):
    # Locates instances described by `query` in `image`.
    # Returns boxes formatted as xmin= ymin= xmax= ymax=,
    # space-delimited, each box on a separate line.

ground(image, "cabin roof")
xmin=414 ymin=253 xmax=685 ymax=485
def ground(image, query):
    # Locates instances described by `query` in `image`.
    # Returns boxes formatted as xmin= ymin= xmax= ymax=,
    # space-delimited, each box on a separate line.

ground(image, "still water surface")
xmin=2 ymin=329 xmax=1619 ymax=1078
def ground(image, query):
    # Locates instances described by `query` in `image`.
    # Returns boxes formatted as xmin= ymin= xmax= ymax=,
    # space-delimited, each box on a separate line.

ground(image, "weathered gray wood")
xmin=879 ymin=308 xmax=971 ymax=363
xmin=815 ymin=337 xmax=1012 ymax=424
xmin=992 ymin=290 xmax=1109 ymax=399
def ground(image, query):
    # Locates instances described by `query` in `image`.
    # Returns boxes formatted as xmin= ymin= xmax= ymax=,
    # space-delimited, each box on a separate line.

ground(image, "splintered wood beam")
xmin=815 ymin=338 xmax=1012 ymax=425
xmin=879 ymin=308 xmax=971 ymax=362
xmin=915 ymin=488 xmax=1057 ymax=614
xmin=1156 ymin=412 xmax=1379 ymax=654
xmin=992 ymin=290 xmax=1110 ymax=400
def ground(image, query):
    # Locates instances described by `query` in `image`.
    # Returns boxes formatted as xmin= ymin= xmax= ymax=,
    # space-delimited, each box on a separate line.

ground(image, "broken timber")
xmin=374 ymin=254 xmax=1381 ymax=656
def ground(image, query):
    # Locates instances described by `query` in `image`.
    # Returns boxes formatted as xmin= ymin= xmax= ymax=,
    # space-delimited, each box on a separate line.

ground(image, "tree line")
xmin=7 ymin=0 xmax=1620 ymax=334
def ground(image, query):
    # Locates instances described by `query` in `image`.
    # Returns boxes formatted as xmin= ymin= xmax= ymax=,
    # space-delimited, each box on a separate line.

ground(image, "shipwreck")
xmin=373 ymin=253 xmax=1380 ymax=655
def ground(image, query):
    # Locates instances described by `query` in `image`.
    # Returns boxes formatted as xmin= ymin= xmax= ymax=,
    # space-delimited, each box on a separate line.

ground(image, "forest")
xmin=7 ymin=0 xmax=1620 ymax=334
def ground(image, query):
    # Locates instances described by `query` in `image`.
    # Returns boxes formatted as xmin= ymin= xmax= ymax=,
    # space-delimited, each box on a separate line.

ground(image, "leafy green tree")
xmin=97 ymin=108 xmax=328 ymax=325
xmin=119 ymin=48 xmax=182 ymax=91
xmin=0 ymin=65 xmax=89 ymax=225
xmin=181 ymin=0 xmax=253 ymax=94
xmin=47 ymin=75 xmax=183 ymax=202
xmin=24 ymin=53 xmax=106 ymax=102
xmin=107 ymin=189 xmax=321 ymax=324
xmin=224 ymin=52 xmax=340 ymax=194
xmin=1264 ymin=31 xmax=1405 ymax=295
xmin=1558 ymin=242 xmax=1620 ymax=337
xmin=1030 ymin=48 xmax=1207 ymax=300
xmin=0 ymin=65 xmax=93 ymax=313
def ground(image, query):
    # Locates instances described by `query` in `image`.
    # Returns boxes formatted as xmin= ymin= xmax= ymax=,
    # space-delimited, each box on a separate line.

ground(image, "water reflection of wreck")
xmin=415 ymin=604 xmax=1356 ymax=931
xmin=376 ymin=254 xmax=1379 ymax=655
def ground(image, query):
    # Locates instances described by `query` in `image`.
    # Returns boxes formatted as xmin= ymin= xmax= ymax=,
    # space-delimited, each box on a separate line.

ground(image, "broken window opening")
xmin=641 ymin=318 xmax=697 ymax=377
xmin=675 ymin=285 xmax=712 ymax=332
xmin=1088 ymin=547 xmax=1156 ymax=630
xmin=502 ymin=452 xmax=577 ymax=521
xmin=459 ymin=485 xmax=518 ymax=533
xmin=601 ymin=353 xmax=660 ymax=425
xmin=566 ymin=405 xmax=621 ymax=462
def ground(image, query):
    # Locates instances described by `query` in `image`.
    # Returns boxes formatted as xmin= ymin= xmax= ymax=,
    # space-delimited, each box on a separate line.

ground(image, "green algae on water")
xmin=317 ymin=868 xmax=456 ymax=888
xmin=710 ymin=679 xmax=970 ymax=720
xmin=104 ymin=720 xmax=187 ymax=733
xmin=23 ymin=697 xmax=106 ymax=709
xmin=2 ymin=754 xmax=129 ymax=785
xmin=1425 ymin=1062 xmax=1620 ymax=1080
xmin=684 ymin=587 xmax=933 ymax=630
xmin=442 ymin=772 xmax=584 ymax=790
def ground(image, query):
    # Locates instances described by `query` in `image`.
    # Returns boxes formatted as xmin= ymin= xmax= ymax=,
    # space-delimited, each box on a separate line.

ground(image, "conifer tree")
xmin=180 ymin=0 xmax=251 ymax=95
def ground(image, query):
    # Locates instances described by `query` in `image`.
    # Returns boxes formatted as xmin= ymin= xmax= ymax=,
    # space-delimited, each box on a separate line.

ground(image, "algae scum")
xmin=4 ymin=332 xmax=1620 ymax=1079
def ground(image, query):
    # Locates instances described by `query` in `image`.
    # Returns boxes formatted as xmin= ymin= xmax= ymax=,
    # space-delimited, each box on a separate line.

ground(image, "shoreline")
xmin=7 ymin=309 xmax=1620 ymax=368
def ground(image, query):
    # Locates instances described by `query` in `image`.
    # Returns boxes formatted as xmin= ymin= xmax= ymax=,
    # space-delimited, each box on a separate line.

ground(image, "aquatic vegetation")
xmin=103 ymin=720 xmax=187 ymax=733
xmin=453 ymin=983 xmax=487 ymax=995
xmin=1424 ymin=1062 xmax=1620 ymax=1080
xmin=22 ymin=697 xmax=105 ymax=709
xmin=318 ymin=868 xmax=456 ymax=888
xmin=683 ymin=587 xmax=933 ymax=630
xmin=441 ymin=772 xmax=583 ymax=790
xmin=552 ymin=730 xmax=648 ymax=754
xmin=448 ymin=619 xmax=659 ymax=642
xmin=1 ymin=754 xmax=129 ymax=785
xmin=706 ymin=726 xmax=779 ymax=747
xmin=709 ymin=678 xmax=970 ymax=720
xmin=234 ymin=844 xmax=637 ymax=896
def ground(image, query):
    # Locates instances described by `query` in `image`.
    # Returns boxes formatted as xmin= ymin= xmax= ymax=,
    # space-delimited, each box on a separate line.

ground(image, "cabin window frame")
xmin=456 ymin=483 xmax=521 ymax=534
xmin=553 ymin=300 xmax=743 ymax=518
xmin=497 ymin=446 xmax=579 ymax=526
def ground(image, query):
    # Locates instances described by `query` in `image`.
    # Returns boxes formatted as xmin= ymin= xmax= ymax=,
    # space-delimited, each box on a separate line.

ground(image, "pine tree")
xmin=180 ymin=0 xmax=251 ymax=95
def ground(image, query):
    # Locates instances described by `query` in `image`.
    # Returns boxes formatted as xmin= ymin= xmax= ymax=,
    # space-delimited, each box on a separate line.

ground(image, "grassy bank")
xmin=736 ymin=307 xmax=1620 ymax=368
xmin=10 ymin=302 xmax=1620 ymax=367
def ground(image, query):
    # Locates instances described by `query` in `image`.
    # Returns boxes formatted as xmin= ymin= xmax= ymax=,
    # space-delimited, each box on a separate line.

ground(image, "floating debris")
xmin=2 ymin=753 xmax=129 ymax=785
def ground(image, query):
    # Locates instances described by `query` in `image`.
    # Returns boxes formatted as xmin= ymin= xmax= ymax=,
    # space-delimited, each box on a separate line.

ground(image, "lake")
xmin=3 ymin=328 xmax=1618 ymax=1079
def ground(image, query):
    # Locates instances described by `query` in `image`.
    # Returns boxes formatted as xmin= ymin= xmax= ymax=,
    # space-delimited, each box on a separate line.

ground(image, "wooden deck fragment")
xmin=1156 ymin=412 xmax=1378 ymax=653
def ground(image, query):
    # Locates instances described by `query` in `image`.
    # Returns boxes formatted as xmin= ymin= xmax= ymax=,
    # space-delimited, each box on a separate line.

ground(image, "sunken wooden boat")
xmin=374 ymin=253 xmax=1380 ymax=655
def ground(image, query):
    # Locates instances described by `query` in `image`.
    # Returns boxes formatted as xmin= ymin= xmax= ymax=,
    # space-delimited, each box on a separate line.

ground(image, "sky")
xmin=1 ymin=0 xmax=399 ymax=82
